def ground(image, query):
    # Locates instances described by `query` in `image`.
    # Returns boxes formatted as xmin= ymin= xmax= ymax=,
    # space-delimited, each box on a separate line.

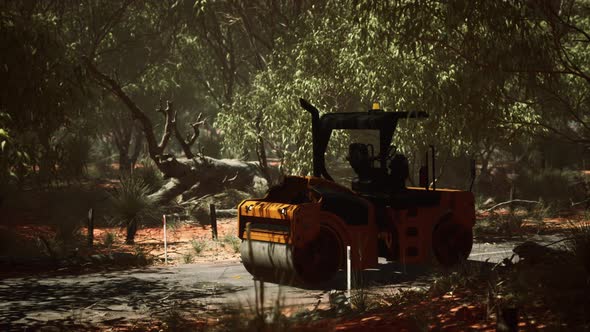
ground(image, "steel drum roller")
xmin=240 ymin=240 xmax=298 ymax=284
xmin=240 ymin=225 xmax=342 ymax=285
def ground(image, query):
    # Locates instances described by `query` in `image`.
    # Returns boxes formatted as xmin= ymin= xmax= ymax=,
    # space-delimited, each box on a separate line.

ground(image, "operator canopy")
xmin=299 ymin=98 xmax=428 ymax=181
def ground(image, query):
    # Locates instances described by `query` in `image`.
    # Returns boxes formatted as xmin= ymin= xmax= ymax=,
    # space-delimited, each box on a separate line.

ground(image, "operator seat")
xmin=388 ymin=154 xmax=409 ymax=191
xmin=348 ymin=143 xmax=386 ymax=193
xmin=348 ymin=143 xmax=372 ymax=181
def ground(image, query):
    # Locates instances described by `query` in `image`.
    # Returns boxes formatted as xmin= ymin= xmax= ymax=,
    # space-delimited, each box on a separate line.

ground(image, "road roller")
xmin=237 ymin=98 xmax=475 ymax=285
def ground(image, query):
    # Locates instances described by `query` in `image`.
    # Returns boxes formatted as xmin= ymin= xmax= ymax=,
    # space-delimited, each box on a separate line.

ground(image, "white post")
xmin=163 ymin=215 xmax=168 ymax=264
xmin=346 ymin=245 xmax=351 ymax=300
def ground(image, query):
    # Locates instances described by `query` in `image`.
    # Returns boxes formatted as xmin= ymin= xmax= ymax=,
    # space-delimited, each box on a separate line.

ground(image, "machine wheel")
xmin=432 ymin=220 xmax=473 ymax=267
xmin=292 ymin=225 xmax=343 ymax=285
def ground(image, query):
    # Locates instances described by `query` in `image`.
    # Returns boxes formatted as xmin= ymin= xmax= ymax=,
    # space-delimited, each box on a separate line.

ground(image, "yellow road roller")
xmin=237 ymin=99 xmax=475 ymax=285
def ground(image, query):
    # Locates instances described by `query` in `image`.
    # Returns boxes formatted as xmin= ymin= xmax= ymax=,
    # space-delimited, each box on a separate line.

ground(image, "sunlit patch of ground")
xmin=0 ymin=209 xmax=241 ymax=278
xmin=88 ymin=218 xmax=241 ymax=264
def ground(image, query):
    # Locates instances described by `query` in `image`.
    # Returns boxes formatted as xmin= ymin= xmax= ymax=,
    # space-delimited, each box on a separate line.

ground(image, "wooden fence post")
xmin=210 ymin=204 xmax=218 ymax=240
xmin=87 ymin=208 xmax=94 ymax=248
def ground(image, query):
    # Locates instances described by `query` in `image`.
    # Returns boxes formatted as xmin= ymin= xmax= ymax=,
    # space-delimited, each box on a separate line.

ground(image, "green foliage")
xmin=474 ymin=210 xmax=529 ymax=238
xmin=0 ymin=3 xmax=91 ymax=186
xmin=133 ymin=245 xmax=150 ymax=265
xmin=516 ymin=169 xmax=587 ymax=207
xmin=182 ymin=252 xmax=194 ymax=264
xmin=0 ymin=113 xmax=29 ymax=185
xmin=221 ymin=235 xmax=241 ymax=254
xmin=190 ymin=238 xmax=207 ymax=256
xmin=103 ymin=232 xmax=116 ymax=249
xmin=133 ymin=158 xmax=163 ymax=193
xmin=429 ymin=261 xmax=487 ymax=297
xmin=216 ymin=0 xmax=559 ymax=175
xmin=2 ymin=0 xmax=589 ymax=194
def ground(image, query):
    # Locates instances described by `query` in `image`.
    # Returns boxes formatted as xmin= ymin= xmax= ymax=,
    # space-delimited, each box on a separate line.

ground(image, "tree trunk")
xmin=148 ymin=156 xmax=259 ymax=204
xmin=84 ymin=58 xmax=262 ymax=203
xmin=118 ymin=146 xmax=131 ymax=173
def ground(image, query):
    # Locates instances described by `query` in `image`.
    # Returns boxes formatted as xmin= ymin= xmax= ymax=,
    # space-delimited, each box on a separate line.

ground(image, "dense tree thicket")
xmin=1 ymin=0 xmax=588 ymax=199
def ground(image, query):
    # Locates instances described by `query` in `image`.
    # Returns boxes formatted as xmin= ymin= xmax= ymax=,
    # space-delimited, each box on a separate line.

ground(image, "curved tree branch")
xmin=156 ymin=100 xmax=175 ymax=151
xmin=174 ymin=113 xmax=205 ymax=159
xmin=83 ymin=56 xmax=163 ymax=160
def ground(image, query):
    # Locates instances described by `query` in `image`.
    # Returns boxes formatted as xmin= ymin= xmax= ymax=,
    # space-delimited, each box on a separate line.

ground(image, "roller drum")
xmin=240 ymin=225 xmax=343 ymax=285
xmin=240 ymin=240 xmax=299 ymax=284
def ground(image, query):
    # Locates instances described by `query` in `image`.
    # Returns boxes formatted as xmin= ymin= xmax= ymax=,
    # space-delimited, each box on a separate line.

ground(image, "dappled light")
xmin=1 ymin=0 xmax=590 ymax=330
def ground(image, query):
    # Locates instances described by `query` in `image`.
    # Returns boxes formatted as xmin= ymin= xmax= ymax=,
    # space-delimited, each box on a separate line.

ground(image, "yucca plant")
xmin=110 ymin=175 xmax=160 ymax=244
xmin=132 ymin=157 xmax=164 ymax=194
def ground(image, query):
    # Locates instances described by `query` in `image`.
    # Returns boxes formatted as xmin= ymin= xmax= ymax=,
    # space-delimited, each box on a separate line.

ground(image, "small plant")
xmin=110 ymin=175 xmax=160 ymax=244
xmin=134 ymin=245 xmax=150 ymax=265
xmin=166 ymin=217 xmax=181 ymax=232
xmin=191 ymin=238 xmax=207 ymax=256
xmin=429 ymin=260 xmax=485 ymax=296
xmin=160 ymin=301 xmax=193 ymax=332
xmin=224 ymin=281 xmax=291 ymax=332
xmin=529 ymin=201 xmax=555 ymax=224
xmin=475 ymin=211 xmax=527 ymax=237
xmin=182 ymin=252 xmax=194 ymax=264
xmin=222 ymin=234 xmax=242 ymax=254
xmin=103 ymin=231 xmax=115 ymax=249
xmin=350 ymin=271 xmax=373 ymax=312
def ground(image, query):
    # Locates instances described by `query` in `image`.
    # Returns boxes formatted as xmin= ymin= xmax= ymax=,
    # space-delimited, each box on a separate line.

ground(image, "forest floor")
xmin=1 ymin=186 xmax=589 ymax=331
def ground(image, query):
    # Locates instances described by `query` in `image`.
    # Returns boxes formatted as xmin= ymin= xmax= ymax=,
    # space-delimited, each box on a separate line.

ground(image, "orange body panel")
xmin=238 ymin=175 xmax=475 ymax=271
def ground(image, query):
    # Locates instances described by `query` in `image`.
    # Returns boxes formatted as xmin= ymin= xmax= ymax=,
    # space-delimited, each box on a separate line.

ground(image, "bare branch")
xmin=174 ymin=113 xmax=205 ymax=159
xmin=83 ymin=56 xmax=162 ymax=160
xmin=483 ymin=199 xmax=541 ymax=213
xmin=156 ymin=100 xmax=175 ymax=151
xmin=187 ymin=114 xmax=206 ymax=146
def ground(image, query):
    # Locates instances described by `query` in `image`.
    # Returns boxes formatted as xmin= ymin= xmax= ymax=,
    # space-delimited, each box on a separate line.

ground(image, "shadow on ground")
xmin=0 ymin=267 xmax=245 ymax=331
xmin=285 ymin=259 xmax=500 ymax=292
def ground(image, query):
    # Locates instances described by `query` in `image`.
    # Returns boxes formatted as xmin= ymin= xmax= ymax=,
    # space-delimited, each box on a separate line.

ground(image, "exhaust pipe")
xmin=299 ymin=98 xmax=322 ymax=178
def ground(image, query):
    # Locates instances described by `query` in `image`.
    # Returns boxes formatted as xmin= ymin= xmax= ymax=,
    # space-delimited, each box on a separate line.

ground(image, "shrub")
xmin=190 ymin=239 xmax=207 ymax=256
xmin=133 ymin=158 xmax=163 ymax=194
xmin=110 ymin=176 xmax=160 ymax=244
xmin=103 ymin=232 xmax=115 ymax=249
xmin=182 ymin=252 xmax=194 ymax=264
xmin=222 ymin=235 xmax=241 ymax=254
xmin=429 ymin=260 xmax=487 ymax=297
xmin=474 ymin=211 xmax=527 ymax=237
xmin=515 ymin=169 xmax=587 ymax=208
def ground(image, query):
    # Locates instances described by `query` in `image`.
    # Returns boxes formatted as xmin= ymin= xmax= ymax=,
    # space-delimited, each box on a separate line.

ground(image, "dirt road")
xmin=0 ymin=234 xmax=562 ymax=331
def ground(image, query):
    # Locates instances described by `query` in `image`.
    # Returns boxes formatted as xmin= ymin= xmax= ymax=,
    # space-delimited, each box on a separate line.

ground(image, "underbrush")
xmin=499 ymin=236 xmax=590 ymax=328
xmin=190 ymin=238 xmax=208 ymax=256
xmin=473 ymin=203 xmax=560 ymax=239
xmin=515 ymin=169 xmax=589 ymax=208
xmin=109 ymin=175 xmax=161 ymax=244
xmin=220 ymin=234 xmax=241 ymax=254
